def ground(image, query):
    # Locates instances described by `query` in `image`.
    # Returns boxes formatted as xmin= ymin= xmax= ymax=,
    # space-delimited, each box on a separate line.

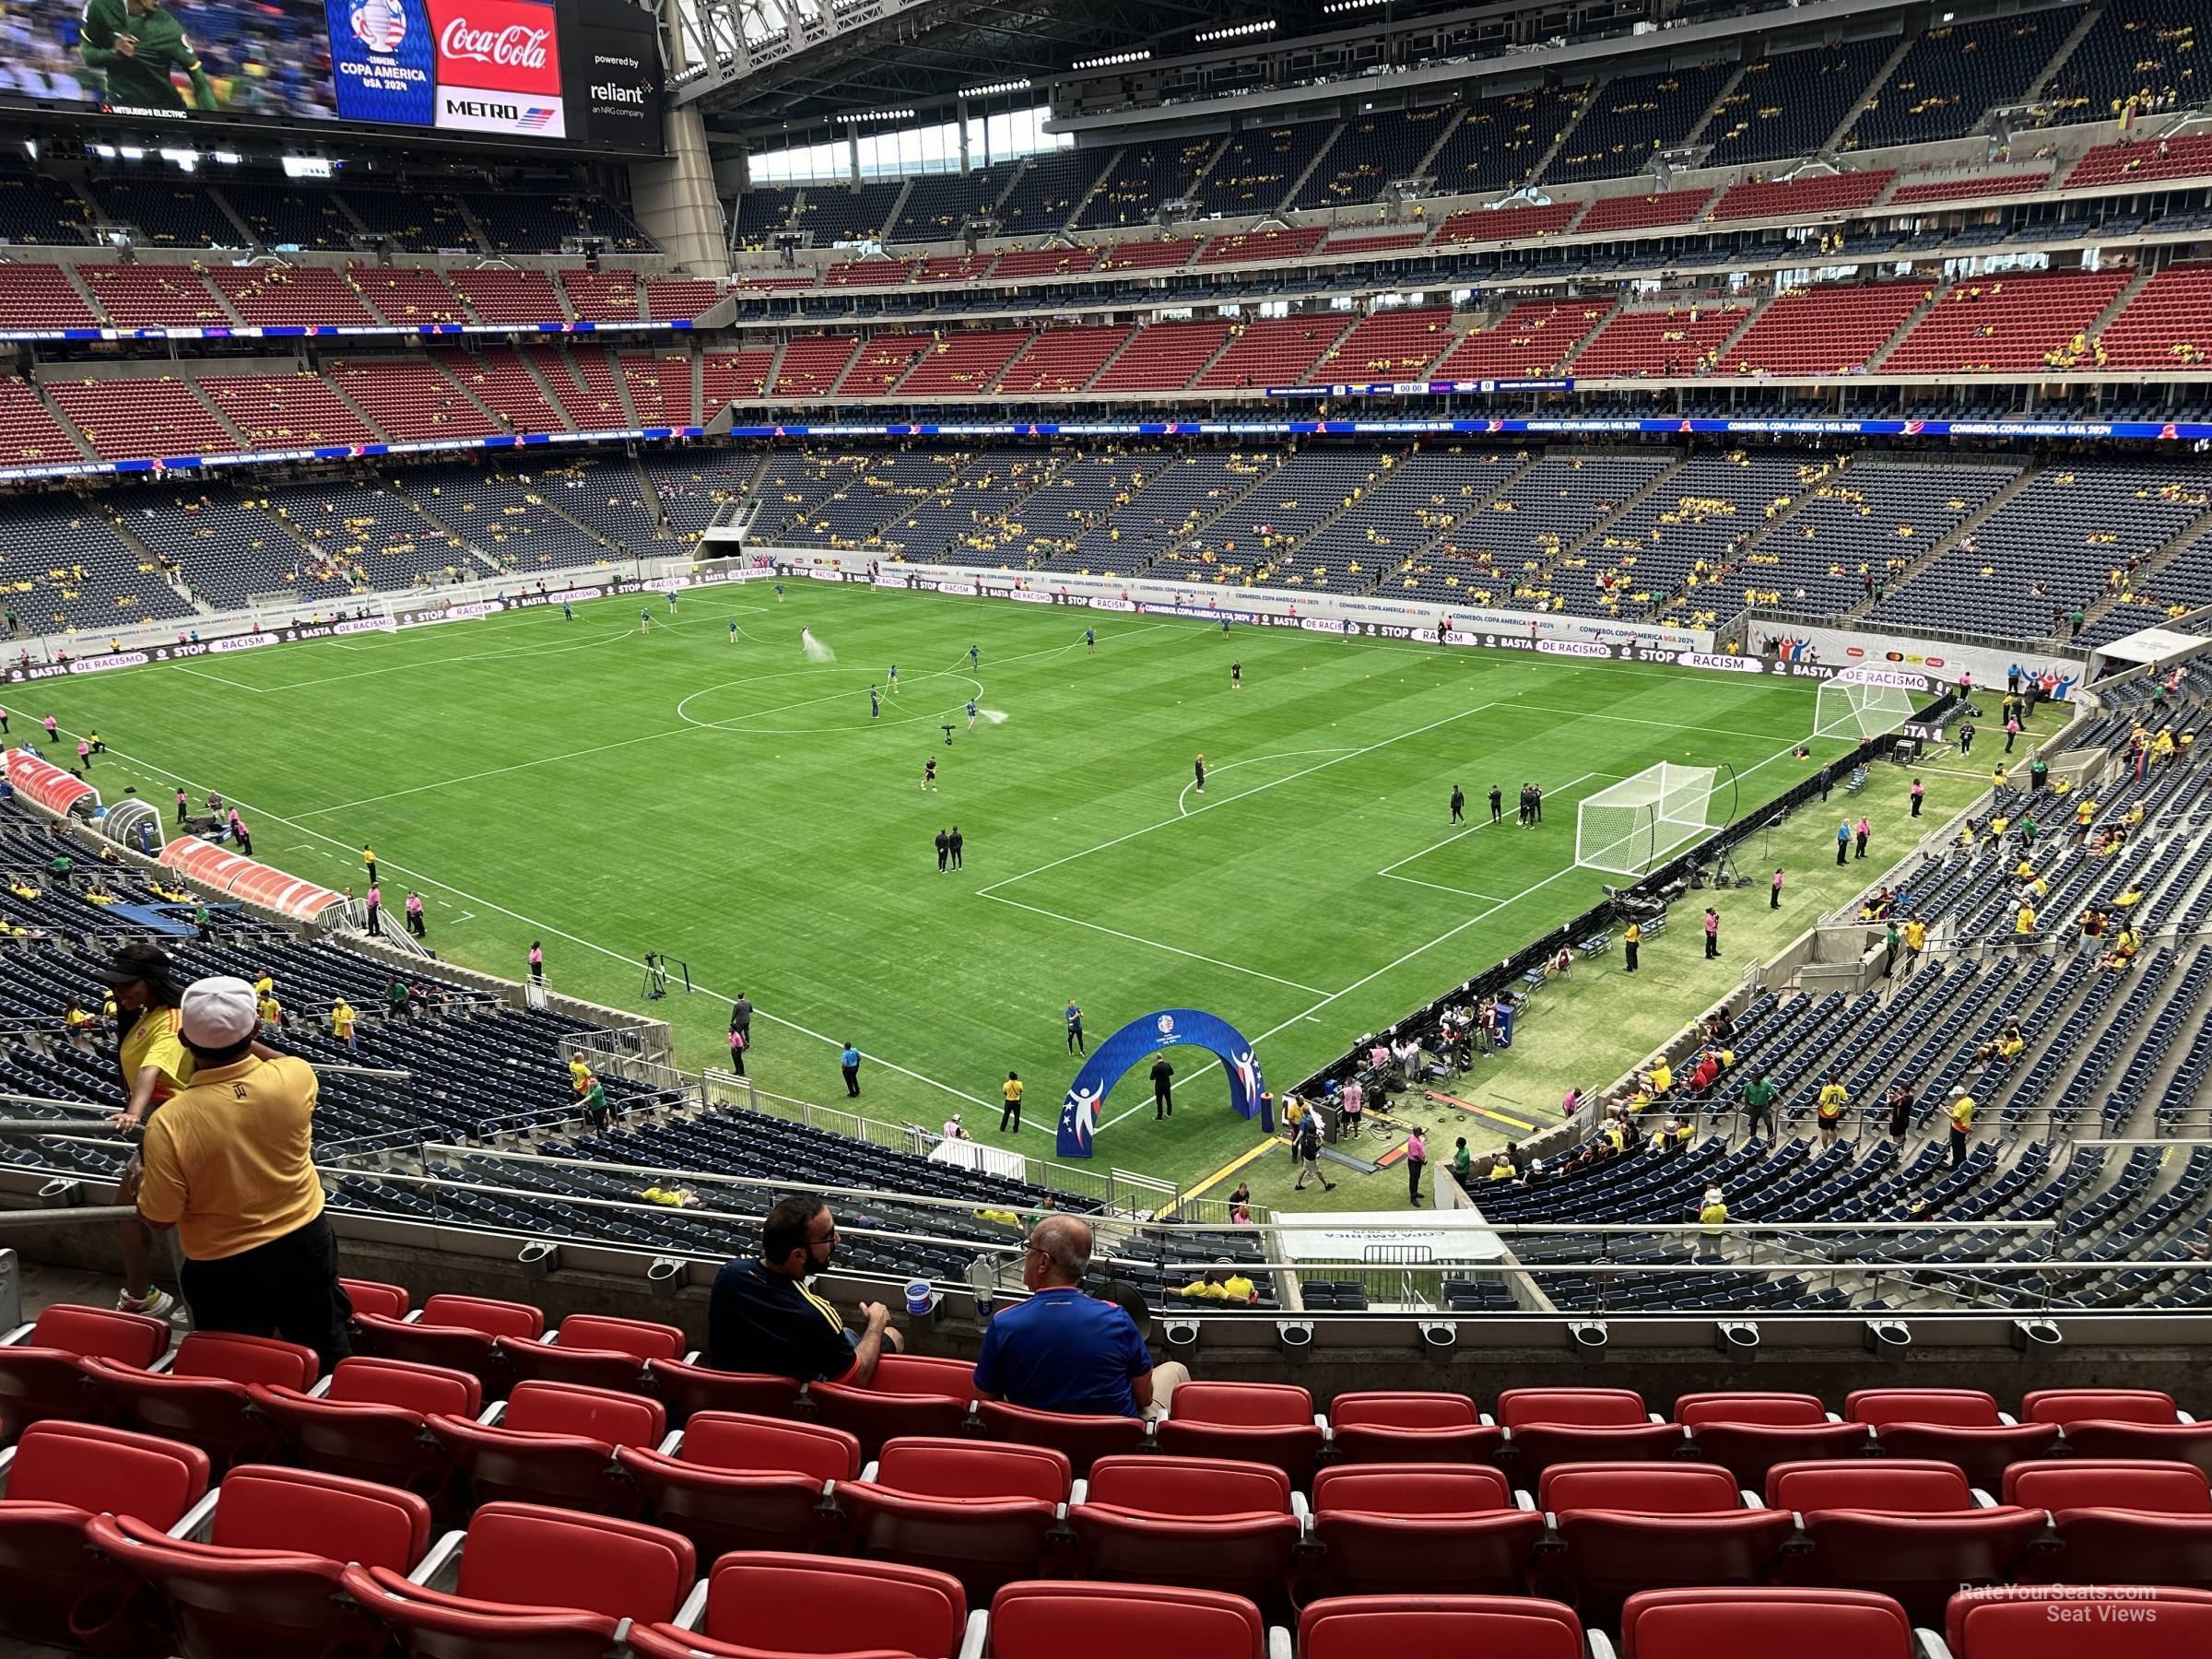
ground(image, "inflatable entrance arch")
xmin=1054 ymin=1007 xmax=1272 ymax=1159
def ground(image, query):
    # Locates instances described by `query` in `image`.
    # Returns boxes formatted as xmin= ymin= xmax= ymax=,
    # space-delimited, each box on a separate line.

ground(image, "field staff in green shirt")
xmin=79 ymin=0 xmax=217 ymax=111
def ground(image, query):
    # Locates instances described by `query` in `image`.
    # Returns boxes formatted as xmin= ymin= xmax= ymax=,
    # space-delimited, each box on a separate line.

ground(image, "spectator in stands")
xmin=974 ymin=1214 xmax=1181 ymax=1419
xmin=1695 ymin=1185 xmax=1728 ymax=1260
xmin=841 ymin=1040 xmax=862 ymax=1097
xmin=582 ymin=1076 xmax=609 ymax=1132
xmin=1902 ymin=914 xmax=1928 ymax=973
xmin=131 ymin=975 xmax=350 ymax=1368
xmin=1885 ymin=1081 xmax=1915 ymax=1140
xmin=709 ymin=1195 xmax=900 ymax=1383
xmin=1816 ymin=1078 xmax=1848 ymax=1147
xmin=94 ymin=943 xmax=196 ymax=1319
xmin=1742 ymin=1069 xmax=1778 ymax=1139
xmin=329 ymin=995 xmax=355 ymax=1053
xmin=1451 ymin=1136 xmax=1474 ymax=1189
xmin=1947 ymin=1087 xmax=1976 ymax=1169
xmin=1178 ymin=1262 xmax=1259 ymax=1305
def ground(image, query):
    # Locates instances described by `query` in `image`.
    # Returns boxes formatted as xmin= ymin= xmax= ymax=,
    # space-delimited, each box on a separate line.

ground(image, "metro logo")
xmin=426 ymin=0 xmax=559 ymax=95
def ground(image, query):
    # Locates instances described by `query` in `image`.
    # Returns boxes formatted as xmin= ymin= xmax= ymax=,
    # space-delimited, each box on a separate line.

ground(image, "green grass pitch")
xmin=39 ymin=578 xmax=1927 ymax=1206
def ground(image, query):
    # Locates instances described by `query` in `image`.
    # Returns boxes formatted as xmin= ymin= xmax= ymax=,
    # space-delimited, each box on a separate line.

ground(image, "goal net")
xmin=1814 ymin=673 xmax=1917 ymax=742
xmin=1576 ymin=762 xmax=1721 ymax=877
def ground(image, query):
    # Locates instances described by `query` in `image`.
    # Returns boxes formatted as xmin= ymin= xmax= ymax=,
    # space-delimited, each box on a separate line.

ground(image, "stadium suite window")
xmin=746 ymin=105 xmax=1068 ymax=184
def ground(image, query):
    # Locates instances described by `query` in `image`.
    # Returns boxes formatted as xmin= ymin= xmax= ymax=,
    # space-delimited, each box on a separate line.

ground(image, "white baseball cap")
xmin=180 ymin=976 xmax=259 ymax=1047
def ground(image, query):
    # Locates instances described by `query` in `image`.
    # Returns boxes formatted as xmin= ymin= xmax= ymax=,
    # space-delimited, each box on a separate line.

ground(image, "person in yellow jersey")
xmin=1902 ymin=915 xmax=1928 ymax=974
xmin=98 ymin=942 xmax=195 ymax=1319
xmin=1000 ymin=1070 xmax=1024 ymax=1133
xmin=329 ymin=994 xmax=357 ymax=1054
xmin=2017 ymin=900 xmax=2038 ymax=936
xmin=1947 ymin=1086 xmax=1976 ymax=1170
xmin=1650 ymin=1057 xmax=1674 ymax=1098
xmin=1696 ymin=1185 xmax=1728 ymax=1258
xmin=1816 ymin=1077 xmax=1849 ymax=1147
xmin=133 ymin=976 xmax=350 ymax=1367
xmin=568 ymin=1050 xmax=592 ymax=1094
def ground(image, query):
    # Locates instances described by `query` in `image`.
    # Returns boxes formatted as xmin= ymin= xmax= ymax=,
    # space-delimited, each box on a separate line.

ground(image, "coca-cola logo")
xmin=440 ymin=19 xmax=550 ymax=67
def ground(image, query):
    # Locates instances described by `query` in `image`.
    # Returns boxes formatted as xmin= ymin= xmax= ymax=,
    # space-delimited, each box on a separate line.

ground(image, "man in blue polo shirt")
xmin=974 ymin=1214 xmax=1162 ymax=1418
xmin=708 ymin=1194 xmax=901 ymax=1383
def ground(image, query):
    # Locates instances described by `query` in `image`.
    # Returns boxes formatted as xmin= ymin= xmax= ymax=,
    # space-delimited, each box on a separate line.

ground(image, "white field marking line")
xmin=1375 ymin=771 xmax=1606 ymax=876
xmin=1176 ymin=748 xmax=1362 ymax=818
xmin=978 ymin=891 xmax=1333 ymax=996
xmin=171 ymin=665 xmax=265 ymax=693
xmin=1096 ymin=854 xmax=1596 ymax=1134
xmin=260 ymin=621 xmax=638 ymax=693
xmin=1379 ymin=875 xmax=1512 ymax=902
xmin=64 ymin=727 xmax=1014 ymax=1123
xmin=1513 ymin=702 xmax=1801 ymax=744
xmin=977 ymin=701 xmax=1501 ymax=898
xmin=1094 ymin=732 xmax=1823 ymax=1134
xmin=294 ymin=621 xmax=1175 ymax=818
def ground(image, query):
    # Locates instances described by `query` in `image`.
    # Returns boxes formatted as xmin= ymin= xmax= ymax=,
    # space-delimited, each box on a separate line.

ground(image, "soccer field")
xmin=39 ymin=579 xmax=1866 ymax=1194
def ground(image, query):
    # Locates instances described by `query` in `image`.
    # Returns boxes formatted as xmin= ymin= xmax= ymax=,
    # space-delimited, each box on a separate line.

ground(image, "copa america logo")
xmin=1155 ymin=1014 xmax=1175 ymax=1037
xmin=351 ymin=0 xmax=407 ymax=53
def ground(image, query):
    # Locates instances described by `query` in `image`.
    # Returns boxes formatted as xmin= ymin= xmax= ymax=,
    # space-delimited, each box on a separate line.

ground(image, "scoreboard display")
xmin=6 ymin=0 xmax=662 ymax=156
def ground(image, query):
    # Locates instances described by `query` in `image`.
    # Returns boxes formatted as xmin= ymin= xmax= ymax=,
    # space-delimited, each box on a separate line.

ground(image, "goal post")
xmin=1814 ymin=672 xmax=1917 ymax=742
xmin=1576 ymin=761 xmax=1722 ymax=877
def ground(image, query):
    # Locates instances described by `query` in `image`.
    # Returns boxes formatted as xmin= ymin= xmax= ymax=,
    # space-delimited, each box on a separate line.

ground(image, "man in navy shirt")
xmin=708 ymin=1196 xmax=900 ymax=1383
xmin=973 ymin=1215 xmax=1164 ymax=1418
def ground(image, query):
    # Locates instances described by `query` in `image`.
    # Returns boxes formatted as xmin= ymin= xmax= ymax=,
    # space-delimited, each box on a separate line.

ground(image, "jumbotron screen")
xmin=1 ymin=0 xmax=662 ymax=154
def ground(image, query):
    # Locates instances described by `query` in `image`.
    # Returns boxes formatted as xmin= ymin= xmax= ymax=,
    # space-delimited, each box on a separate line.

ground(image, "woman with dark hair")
xmin=99 ymin=941 xmax=193 ymax=1317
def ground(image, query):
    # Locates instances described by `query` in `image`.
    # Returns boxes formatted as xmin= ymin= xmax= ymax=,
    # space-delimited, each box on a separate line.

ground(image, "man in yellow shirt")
xmin=330 ymin=995 xmax=357 ymax=1053
xmin=1947 ymin=1088 xmax=1975 ymax=1170
xmin=1000 ymin=1070 xmax=1024 ymax=1133
xmin=1650 ymin=1058 xmax=1674 ymax=1097
xmin=98 ymin=942 xmax=195 ymax=1319
xmin=569 ymin=1052 xmax=592 ymax=1094
xmin=133 ymin=976 xmax=349 ymax=1367
xmin=1697 ymin=1185 xmax=1728 ymax=1257
xmin=1816 ymin=1079 xmax=1848 ymax=1147
xmin=2017 ymin=902 xmax=2037 ymax=936
xmin=1902 ymin=916 xmax=1928 ymax=972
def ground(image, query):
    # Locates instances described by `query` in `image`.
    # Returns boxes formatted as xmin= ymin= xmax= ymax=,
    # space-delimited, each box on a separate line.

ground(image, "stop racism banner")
xmin=333 ymin=0 xmax=566 ymax=139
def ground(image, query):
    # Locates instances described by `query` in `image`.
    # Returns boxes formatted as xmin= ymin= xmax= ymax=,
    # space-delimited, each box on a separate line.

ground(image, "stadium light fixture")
xmin=835 ymin=107 xmax=917 ymax=123
xmin=1072 ymin=49 xmax=1150 ymax=70
xmin=1324 ymin=0 xmax=1386 ymax=11
xmin=961 ymin=77 xmax=1032 ymax=97
xmin=1195 ymin=18 xmax=1277 ymax=41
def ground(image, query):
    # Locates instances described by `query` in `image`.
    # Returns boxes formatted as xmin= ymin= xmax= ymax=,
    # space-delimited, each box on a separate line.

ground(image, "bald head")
xmin=1028 ymin=1213 xmax=1093 ymax=1286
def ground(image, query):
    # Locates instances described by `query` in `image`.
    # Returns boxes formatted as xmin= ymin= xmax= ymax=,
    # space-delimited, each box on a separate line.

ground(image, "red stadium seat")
xmin=1326 ymin=1391 xmax=1504 ymax=1465
xmin=628 ymin=1554 xmax=969 ymax=1659
xmin=1677 ymin=1392 xmax=1871 ymax=1487
xmin=2021 ymin=1388 xmax=2184 ymax=1426
xmin=1537 ymin=1462 xmax=1795 ymax=1626
xmin=1308 ymin=1463 xmax=1543 ymax=1597
xmin=496 ymin=1313 xmax=686 ymax=1395
xmin=978 ymin=1398 xmax=1147 ymax=1475
xmin=1498 ymin=1387 xmax=1649 ymax=1427
xmin=809 ymin=1353 xmax=976 ymax=1458
xmin=0 ymin=1303 xmax=171 ymax=1443
xmin=1156 ymin=1381 xmax=1324 ymax=1487
xmin=1766 ymin=1458 xmax=2046 ymax=1624
xmin=1500 ymin=1388 xmax=1678 ymax=1477
xmin=835 ymin=1436 xmax=1071 ymax=1597
xmin=618 ymin=1409 xmax=859 ymax=1559
xmin=1617 ymin=1586 xmax=1913 ymax=1659
xmin=250 ymin=1355 xmax=482 ymax=1498
xmin=340 ymin=1501 xmax=694 ymax=1659
xmin=341 ymin=1278 xmax=411 ymax=1322
xmin=1845 ymin=1388 xmax=2056 ymax=1488
xmin=85 ymin=1465 xmax=432 ymax=1659
xmin=1946 ymin=1584 xmax=2212 ymax=1658
xmin=0 ymin=1420 xmax=210 ymax=1651
xmin=645 ymin=1356 xmax=803 ymax=1427
xmin=353 ymin=1293 xmax=545 ymax=1391
xmin=2006 ymin=1460 xmax=2212 ymax=1590
xmin=1299 ymin=1593 xmax=1584 ymax=1659
xmin=1067 ymin=1454 xmax=1302 ymax=1619
xmin=989 ymin=1581 xmax=1266 ymax=1659
xmin=2061 ymin=1419 xmax=2212 ymax=1477
xmin=87 ymin=1329 xmax=317 ymax=1471
xmin=429 ymin=1378 xmax=665 ymax=1515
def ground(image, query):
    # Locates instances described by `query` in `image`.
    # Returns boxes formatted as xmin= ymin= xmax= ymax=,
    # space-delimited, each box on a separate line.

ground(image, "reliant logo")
xmin=591 ymin=82 xmax=645 ymax=103
xmin=440 ymin=19 xmax=551 ymax=67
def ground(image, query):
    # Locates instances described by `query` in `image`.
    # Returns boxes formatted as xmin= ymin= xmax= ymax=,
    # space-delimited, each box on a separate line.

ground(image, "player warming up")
xmin=888 ymin=663 xmax=899 ymax=696
xmin=922 ymin=757 xmax=938 ymax=792
xmin=1230 ymin=660 xmax=1242 ymax=690
xmin=869 ymin=684 xmax=881 ymax=720
xmin=1085 ymin=628 xmax=1096 ymax=653
xmin=728 ymin=621 xmax=738 ymax=644
xmin=640 ymin=607 xmax=652 ymax=635
xmin=667 ymin=591 xmax=677 ymax=613
xmin=1194 ymin=752 xmax=1206 ymax=795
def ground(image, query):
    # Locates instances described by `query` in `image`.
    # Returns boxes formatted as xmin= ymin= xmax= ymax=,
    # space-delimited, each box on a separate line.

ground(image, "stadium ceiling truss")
xmin=665 ymin=0 xmax=1288 ymax=128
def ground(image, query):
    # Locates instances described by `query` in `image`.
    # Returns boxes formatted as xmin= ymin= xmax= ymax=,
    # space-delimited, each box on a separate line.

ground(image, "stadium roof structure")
xmin=675 ymin=0 xmax=1526 ymax=134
